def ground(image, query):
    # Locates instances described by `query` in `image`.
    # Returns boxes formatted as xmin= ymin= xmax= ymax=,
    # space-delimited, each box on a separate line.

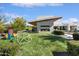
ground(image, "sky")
xmin=0 ymin=3 xmax=79 ymax=23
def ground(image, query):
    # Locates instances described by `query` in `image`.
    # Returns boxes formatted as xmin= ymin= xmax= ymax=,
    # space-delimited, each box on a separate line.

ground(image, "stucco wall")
xmin=37 ymin=20 xmax=54 ymax=32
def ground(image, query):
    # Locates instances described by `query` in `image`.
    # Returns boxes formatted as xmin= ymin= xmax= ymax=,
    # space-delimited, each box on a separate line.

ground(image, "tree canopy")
xmin=11 ymin=17 xmax=26 ymax=32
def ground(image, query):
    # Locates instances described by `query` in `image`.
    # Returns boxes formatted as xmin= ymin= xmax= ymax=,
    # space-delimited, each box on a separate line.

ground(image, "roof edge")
xmin=29 ymin=16 xmax=62 ymax=23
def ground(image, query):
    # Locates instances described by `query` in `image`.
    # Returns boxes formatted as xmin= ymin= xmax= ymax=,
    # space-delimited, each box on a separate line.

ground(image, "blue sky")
xmin=0 ymin=3 xmax=79 ymax=22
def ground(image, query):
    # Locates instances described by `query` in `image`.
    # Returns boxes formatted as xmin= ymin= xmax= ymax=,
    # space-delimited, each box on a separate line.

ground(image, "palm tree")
xmin=0 ymin=15 xmax=7 ymax=33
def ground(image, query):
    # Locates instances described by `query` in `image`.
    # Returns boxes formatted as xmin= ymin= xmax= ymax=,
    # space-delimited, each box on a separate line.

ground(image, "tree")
xmin=0 ymin=15 xmax=7 ymax=33
xmin=11 ymin=17 xmax=26 ymax=32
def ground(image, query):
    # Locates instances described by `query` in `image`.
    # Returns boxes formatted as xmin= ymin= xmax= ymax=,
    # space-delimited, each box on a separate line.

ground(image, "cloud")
xmin=0 ymin=12 xmax=31 ymax=20
xmin=54 ymin=17 xmax=79 ymax=26
xmin=0 ymin=13 xmax=22 ymax=24
xmin=68 ymin=18 xmax=78 ymax=22
xmin=11 ymin=3 xmax=63 ymax=8
xmin=0 ymin=12 xmax=28 ymax=24
xmin=2 ymin=13 xmax=24 ymax=18
xmin=61 ymin=18 xmax=79 ymax=24
xmin=12 ymin=3 xmax=45 ymax=8
xmin=48 ymin=3 xmax=63 ymax=6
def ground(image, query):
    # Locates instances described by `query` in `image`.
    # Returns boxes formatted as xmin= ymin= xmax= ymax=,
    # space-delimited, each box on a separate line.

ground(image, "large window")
xmin=40 ymin=25 xmax=50 ymax=27
xmin=40 ymin=25 xmax=50 ymax=31
xmin=41 ymin=29 xmax=50 ymax=31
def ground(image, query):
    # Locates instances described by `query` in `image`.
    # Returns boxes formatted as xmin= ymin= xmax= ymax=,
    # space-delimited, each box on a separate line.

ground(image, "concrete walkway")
xmin=52 ymin=34 xmax=73 ymax=40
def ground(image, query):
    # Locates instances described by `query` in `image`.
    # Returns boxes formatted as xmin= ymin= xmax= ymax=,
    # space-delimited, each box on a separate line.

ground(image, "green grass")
xmin=0 ymin=39 xmax=19 ymax=56
xmin=0 ymin=40 xmax=16 ymax=44
xmin=16 ymin=32 xmax=67 ymax=56
xmin=1 ymin=32 xmax=79 ymax=56
xmin=67 ymin=40 xmax=79 ymax=56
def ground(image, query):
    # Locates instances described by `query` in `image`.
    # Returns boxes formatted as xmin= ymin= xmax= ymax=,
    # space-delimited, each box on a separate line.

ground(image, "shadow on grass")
xmin=52 ymin=51 xmax=69 ymax=56
xmin=39 ymin=34 xmax=69 ymax=56
xmin=39 ymin=34 xmax=67 ymax=42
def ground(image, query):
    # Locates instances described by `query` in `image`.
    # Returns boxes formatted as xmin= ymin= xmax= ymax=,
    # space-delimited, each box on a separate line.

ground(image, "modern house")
xmin=29 ymin=16 xmax=62 ymax=32
xmin=53 ymin=20 xmax=79 ymax=32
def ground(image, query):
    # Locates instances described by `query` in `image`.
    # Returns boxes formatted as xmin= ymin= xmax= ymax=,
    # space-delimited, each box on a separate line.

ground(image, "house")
xmin=53 ymin=20 xmax=78 ymax=32
xmin=29 ymin=16 xmax=62 ymax=32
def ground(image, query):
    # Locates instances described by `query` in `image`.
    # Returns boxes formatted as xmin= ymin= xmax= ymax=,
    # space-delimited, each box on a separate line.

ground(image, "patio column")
xmin=50 ymin=25 xmax=54 ymax=32
xmin=67 ymin=25 xmax=70 ymax=31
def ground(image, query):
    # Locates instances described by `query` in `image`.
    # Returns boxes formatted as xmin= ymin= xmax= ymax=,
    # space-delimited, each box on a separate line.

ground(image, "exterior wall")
xmin=53 ymin=19 xmax=78 ymax=32
xmin=53 ymin=26 xmax=68 ymax=31
xmin=77 ymin=25 xmax=79 ymax=30
xmin=67 ymin=24 xmax=77 ymax=31
xmin=53 ymin=25 xmax=77 ymax=32
xmin=67 ymin=24 xmax=71 ymax=31
xmin=37 ymin=20 xmax=54 ymax=32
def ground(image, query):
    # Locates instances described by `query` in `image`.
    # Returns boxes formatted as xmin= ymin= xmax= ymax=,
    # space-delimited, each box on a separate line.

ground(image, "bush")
xmin=73 ymin=32 xmax=79 ymax=40
xmin=0 ymin=40 xmax=19 ymax=56
xmin=16 ymin=32 xmax=32 ymax=46
xmin=52 ymin=30 xmax=64 ymax=35
xmin=67 ymin=40 xmax=79 ymax=56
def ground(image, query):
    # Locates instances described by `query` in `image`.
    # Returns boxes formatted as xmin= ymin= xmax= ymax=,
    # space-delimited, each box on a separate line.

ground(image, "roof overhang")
xmin=29 ymin=16 xmax=62 ymax=26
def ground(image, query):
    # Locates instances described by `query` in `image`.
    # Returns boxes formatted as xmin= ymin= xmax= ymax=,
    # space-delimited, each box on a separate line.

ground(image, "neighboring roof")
xmin=29 ymin=16 xmax=62 ymax=23
xmin=26 ymin=23 xmax=34 ymax=26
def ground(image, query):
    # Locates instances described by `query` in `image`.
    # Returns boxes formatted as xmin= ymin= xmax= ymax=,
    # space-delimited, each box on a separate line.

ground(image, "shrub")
xmin=16 ymin=32 xmax=32 ymax=46
xmin=52 ymin=30 xmax=64 ymax=35
xmin=73 ymin=32 xmax=79 ymax=40
xmin=0 ymin=40 xmax=19 ymax=56
xmin=67 ymin=40 xmax=79 ymax=56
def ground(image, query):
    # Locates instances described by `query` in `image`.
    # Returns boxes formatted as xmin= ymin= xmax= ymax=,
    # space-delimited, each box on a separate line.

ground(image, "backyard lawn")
xmin=16 ymin=32 xmax=67 ymax=56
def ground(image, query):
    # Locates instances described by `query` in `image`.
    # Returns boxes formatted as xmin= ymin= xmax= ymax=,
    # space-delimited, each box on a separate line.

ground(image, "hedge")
xmin=67 ymin=40 xmax=79 ymax=56
xmin=52 ymin=30 xmax=64 ymax=35
xmin=73 ymin=32 xmax=79 ymax=40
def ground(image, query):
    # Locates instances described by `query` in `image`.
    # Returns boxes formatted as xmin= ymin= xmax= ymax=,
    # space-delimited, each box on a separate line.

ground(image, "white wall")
xmin=37 ymin=20 xmax=54 ymax=32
